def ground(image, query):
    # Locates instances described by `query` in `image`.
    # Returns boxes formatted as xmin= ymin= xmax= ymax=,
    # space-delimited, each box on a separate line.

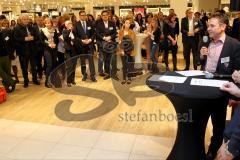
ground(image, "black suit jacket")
xmin=62 ymin=29 xmax=76 ymax=54
xmin=0 ymin=29 xmax=15 ymax=57
xmin=13 ymin=24 xmax=39 ymax=56
xmin=32 ymin=24 xmax=44 ymax=53
xmin=95 ymin=19 xmax=117 ymax=44
xmin=232 ymin=18 xmax=240 ymax=41
xmin=201 ymin=35 xmax=240 ymax=75
xmin=181 ymin=17 xmax=203 ymax=43
xmin=73 ymin=21 xmax=95 ymax=54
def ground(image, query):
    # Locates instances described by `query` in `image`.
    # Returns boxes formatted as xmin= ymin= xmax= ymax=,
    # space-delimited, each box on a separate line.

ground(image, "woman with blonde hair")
xmin=118 ymin=18 xmax=136 ymax=84
xmin=41 ymin=18 xmax=58 ymax=88
xmin=148 ymin=18 xmax=161 ymax=73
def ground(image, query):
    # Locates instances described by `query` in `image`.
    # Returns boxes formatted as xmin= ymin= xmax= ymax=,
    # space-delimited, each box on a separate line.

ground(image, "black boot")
xmin=45 ymin=76 xmax=52 ymax=88
xmin=173 ymin=57 xmax=178 ymax=71
xmin=12 ymin=66 xmax=19 ymax=83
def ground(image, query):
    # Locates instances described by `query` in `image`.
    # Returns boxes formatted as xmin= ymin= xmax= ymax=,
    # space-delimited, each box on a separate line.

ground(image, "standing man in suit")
xmin=200 ymin=13 xmax=240 ymax=160
xmin=14 ymin=14 xmax=40 ymax=88
xmin=73 ymin=10 xmax=97 ymax=82
xmin=181 ymin=9 xmax=203 ymax=70
xmin=33 ymin=16 xmax=44 ymax=79
xmin=231 ymin=12 xmax=240 ymax=41
xmin=95 ymin=10 xmax=119 ymax=80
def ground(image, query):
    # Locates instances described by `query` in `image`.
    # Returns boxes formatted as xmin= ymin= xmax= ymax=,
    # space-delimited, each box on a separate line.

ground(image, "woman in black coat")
xmin=163 ymin=13 xmax=178 ymax=71
xmin=0 ymin=19 xmax=16 ymax=92
xmin=41 ymin=18 xmax=59 ymax=88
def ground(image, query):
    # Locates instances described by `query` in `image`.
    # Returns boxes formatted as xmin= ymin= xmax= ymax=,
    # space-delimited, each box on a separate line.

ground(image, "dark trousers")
xmin=208 ymin=100 xmax=228 ymax=156
xmin=80 ymin=54 xmax=96 ymax=78
xmin=35 ymin=50 xmax=44 ymax=77
xmin=44 ymin=49 xmax=57 ymax=84
xmin=19 ymin=52 xmax=38 ymax=83
xmin=121 ymin=53 xmax=134 ymax=80
xmin=65 ymin=50 xmax=77 ymax=83
xmin=0 ymin=56 xmax=15 ymax=87
xmin=164 ymin=44 xmax=178 ymax=69
xmin=57 ymin=51 xmax=65 ymax=66
xmin=98 ymin=49 xmax=105 ymax=74
xmin=102 ymin=50 xmax=117 ymax=76
xmin=183 ymin=37 xmax=198 ymax=70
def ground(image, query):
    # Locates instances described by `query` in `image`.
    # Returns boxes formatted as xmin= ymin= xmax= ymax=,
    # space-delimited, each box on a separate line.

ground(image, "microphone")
xmin=202 ymin=35 xmax=210 ymax=48
xmin=205 ymin=72 xmax=232 ymax=79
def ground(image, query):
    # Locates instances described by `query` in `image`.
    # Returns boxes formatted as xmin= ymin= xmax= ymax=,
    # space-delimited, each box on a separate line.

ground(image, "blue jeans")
xmin=150 ymin=43 xmax=159 ymax=65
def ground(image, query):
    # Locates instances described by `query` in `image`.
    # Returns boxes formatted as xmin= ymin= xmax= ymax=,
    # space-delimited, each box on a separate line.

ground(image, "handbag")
xmin=0 ymin=87 xmax=7 ymax=103
xmin=121 ymin=36 xmax=134 ymax=53
xmin=102 ymin=41 xmax=118 ymax=54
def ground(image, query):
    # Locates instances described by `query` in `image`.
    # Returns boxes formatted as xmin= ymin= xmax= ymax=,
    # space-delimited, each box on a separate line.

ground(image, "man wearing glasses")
xmin=95 ymin=10 xmax=119 ymax=80
xmin=73 ymin=10 xmax=97 ymax=82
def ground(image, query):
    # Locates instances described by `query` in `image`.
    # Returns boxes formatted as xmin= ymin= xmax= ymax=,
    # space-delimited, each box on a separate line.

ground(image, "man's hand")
xmin=104 ymin=36 xmax=111 ymax=42
xmin=49 ymin=43 xmax=56 ymax=49
xmin=216 ymin=143 xmax=234 ymax=160
xmin=82 ymin=39 xmax=88 ymax=44
xmin=194 ymin=28 xmax=199 ymax=33
xmin=232 ymin=70 xmax=240 ymax=84
xmin=172 ymin=40 xmax=177 ymax=46
xmin=200 ymin=47 xmax=209 ymax=57
xmin=220 ymin=82 xmax=240 ymax=98
xmin=29 ymin=36 xmax=34 ymax=41
xmin=187 ymin=32 xmax=194 ymax=36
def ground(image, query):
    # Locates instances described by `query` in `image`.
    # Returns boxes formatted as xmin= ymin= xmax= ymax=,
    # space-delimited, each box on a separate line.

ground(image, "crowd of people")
xmin=0 ymin=8 xmax=211 ymax=93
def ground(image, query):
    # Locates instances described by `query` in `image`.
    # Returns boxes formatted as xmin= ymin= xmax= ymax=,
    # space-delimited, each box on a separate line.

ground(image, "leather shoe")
xmin=206 ymin=152 xmax=216 ymax=160
xmin=99 ymin=73 xmax=105 ymax=77
xmin=103 ymin=75 xmax=110 ymax=80
xmin=91 ymin=77 xmax=97 ymax=82
xmin=45 ymin=83 xmax=52 ymax=88
xmin=112 ymin=75 xmax=119 ymax=81
xmin=24 ymin=83 xmax=29 ymax=88
xmin=82 ymin=75 xmax=87 ymax=81
xmin=33 ymin=81 xmax=40 ymax=85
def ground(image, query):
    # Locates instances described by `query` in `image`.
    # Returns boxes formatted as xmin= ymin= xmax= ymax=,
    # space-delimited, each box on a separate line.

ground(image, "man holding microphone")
xmin=200 ymin=12 xmax=240 ymax=160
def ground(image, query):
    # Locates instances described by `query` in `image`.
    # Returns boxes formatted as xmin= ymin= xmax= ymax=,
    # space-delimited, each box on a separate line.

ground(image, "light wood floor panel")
xmin=0 ymin=53 xmax=213 ymax=144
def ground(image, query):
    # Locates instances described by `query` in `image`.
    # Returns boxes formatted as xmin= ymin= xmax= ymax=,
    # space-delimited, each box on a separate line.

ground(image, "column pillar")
xmin=114 ymin=5 xmax=120 ymax=16
xmin=0 ymin=5 xmax=2 ymax=15
xmin=84 ymin=3 xmax=93 ymax=15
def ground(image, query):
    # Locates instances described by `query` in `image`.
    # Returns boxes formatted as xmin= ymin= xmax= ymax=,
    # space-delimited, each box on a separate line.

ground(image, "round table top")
xmin=146 ymin=72 xmax=229 ymax=100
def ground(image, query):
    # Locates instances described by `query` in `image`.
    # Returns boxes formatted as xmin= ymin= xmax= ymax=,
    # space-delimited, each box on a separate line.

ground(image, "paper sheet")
xmin=190 ymin=78 xmax=229 ymax=88
xmin=176 ymin=70 xmax=205 ymax=77
xmin=158 ymin=75 xmax=187 ymax=84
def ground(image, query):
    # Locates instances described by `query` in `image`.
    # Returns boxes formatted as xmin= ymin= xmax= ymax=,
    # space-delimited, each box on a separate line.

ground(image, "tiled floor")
xmin=0 ymin=119 xmax=173 ymax=160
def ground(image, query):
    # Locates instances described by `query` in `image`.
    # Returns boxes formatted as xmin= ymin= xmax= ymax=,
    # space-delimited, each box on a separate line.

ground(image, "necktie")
xmin=26 ymin=27 xmax=30 ymax=35
xmin=82 ymin=21 xmax=86 ymax=33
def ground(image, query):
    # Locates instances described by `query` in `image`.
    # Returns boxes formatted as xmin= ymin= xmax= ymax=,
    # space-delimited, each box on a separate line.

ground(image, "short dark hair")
xmin=101 ymin=10 xmax=109 ymax=15
xmin=210 ymin=12 xmax=229 ymax=25
xmin=79 ymin=10 xmax=85 ymax=15
xmin=0 ymin=15 xmax=6 ymax=20
xmin=168 ymin=13 xmax=177 ymax=21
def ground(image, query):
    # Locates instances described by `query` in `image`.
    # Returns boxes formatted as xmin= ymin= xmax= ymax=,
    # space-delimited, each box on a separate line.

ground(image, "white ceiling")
xmin=1 ymin=0 xmax=170 ymax=8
